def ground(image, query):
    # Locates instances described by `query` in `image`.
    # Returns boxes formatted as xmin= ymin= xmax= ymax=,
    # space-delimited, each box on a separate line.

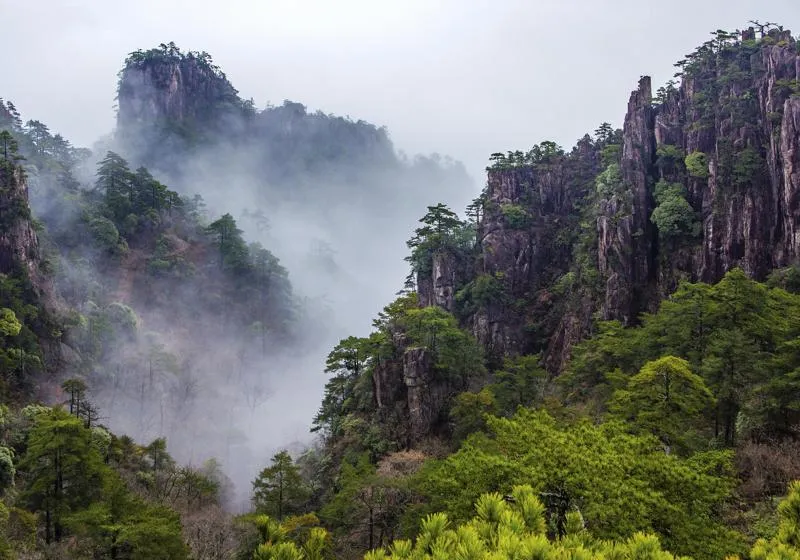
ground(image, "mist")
xmin=16 ymin=78 xmax=474 ymax=510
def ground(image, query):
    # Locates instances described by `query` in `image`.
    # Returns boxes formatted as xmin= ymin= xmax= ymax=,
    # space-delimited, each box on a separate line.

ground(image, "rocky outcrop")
xmin=0 ymin=163 xmax=53 ymax=302
xmin=117 ymin=50 xmax=241 ymax=136
xmin=417 ymin=252 xmax=460 ymax=312
xmin=599 ymin=77 xmax=657 ymax=322
xmin=116 ymin=47 xmax=247 ymax=171
xmin=782 ymin=97 xmax=800 ymax=254
xmin=402 ymin=347 xmax=439 ymax=442
xmin=425 ymin=30 xmax=800 ymax=373
xmin=370 ymin=330 xmax=462 ymax=445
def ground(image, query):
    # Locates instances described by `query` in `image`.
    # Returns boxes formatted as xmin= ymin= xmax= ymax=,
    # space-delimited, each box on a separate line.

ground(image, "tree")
xmin=96 ymin=151 xmax=133 ymax=222
xmin=19 ymin=408 xmax=106 ymax=543
xmin=490 ymin=354 xmax=548 ymax=414
xmin=0 ymin=309 xmax=21 ymax=337
xmin=610 ymin=356 xmax=714 ymax=452
xmin=405 ymin=204 xmax=470 ymax=277
xmin=253 ymin=451 xmax=309 ymax=520
xmin=685 ymin=151 xmax=710 ymax=178
xmin=206 ymin=213 xmax=249 ymax=271
xmin=595 ymin=163 xmax=624 ymax=197
xmin=0 ymin=131 xmax=20 ymax=162
xmin=650 ymin=181 xmax=699 ymax=241
xmin=320 ymin=453 xmax=408 ymax=552
xmin=312 ymin=336 xmax=371 ymax=437
xmin=61 ymin=377 xmax=88 ymax=418
xmin=24 ymin=120 xmax=52 ymax=155
xmin=418 ymin=409 xmax=740 ymax=559
xmin=751 ymin=480 xmax=800 ymax=559
xmin=400 ymin=306 xmax=485 ymax=381
xmin=450 ymin=388 xmax=497 ymax=443
xmin=363 ymin=485 xmax=695 ymax=560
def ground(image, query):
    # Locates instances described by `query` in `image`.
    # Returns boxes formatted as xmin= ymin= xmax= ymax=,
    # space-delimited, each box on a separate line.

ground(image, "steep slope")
xmin=0 ymin=133 xmax=62 ymax=390
xmin=417 ymin=26 xmax=800 ymax=371
xmin=312 ymin=24 xmax=800 ymax=468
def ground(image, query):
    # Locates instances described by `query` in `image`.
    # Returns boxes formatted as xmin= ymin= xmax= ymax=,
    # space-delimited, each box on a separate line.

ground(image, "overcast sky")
xmin=0 ymin=0 xmax=796 ymax=181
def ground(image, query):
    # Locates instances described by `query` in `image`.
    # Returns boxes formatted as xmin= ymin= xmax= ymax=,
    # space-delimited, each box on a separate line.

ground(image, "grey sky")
xmin=0 ymin=0 xmax=797 ymax=181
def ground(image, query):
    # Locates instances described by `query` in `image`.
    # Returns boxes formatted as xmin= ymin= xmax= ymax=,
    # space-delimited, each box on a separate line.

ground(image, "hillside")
xmin=304 ymin=23 xmax=800 ymax=560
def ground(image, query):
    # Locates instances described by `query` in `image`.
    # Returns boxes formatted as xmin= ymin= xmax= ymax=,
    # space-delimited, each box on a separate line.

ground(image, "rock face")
xmin=417 ymin=252 xmax=461 ymax=312
xmin=116 ymin=47 xmax=247 ymax=170
xmin=0 ymin=163 xmax=52 ymax=301
xmin=414 ymin=30 xmax=800 ymax=373
xmin=117 ymin=49 xmax=242 ymax=138
xmin=599 ymin=77 xmax=657 ymax=323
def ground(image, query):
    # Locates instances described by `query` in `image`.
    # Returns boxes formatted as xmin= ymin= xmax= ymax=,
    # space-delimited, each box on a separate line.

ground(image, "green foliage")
xmin=600 ymin=143 xmax=621 ymax=167
xmin=566 ymin=269 xmax=800 ymax=444
xmin=405 ymin=203 xmax=472 ymax=277
xmin=773 ymin=78 xmax=800 ymax=98
xmin=767 ymin=266 xmax=800 ymax=294
xmin=595 ymin=163 xmax=624 ymax=198
xmin=487 ymin=141 xmax=565 ymax=170
xmin=88 ymin=216 xmax=123 ymax=253
xmin=489 ymin=354 xmax=548 ymax=415
xmin=684 ymin=151 xmax=710 ymax=178
xmin=0 ymin=309 xmax=21 ymax=337
xmin=733 ymin=147 xmax=766 ymax=188
xmin=246 ymin=512 xmax=331 ymax=560
xmin=400 ymin=306 xmax=485 ymax=381
xmin=650 ymin=180 xmax=700 ymax=240
xmin=654 ymin=79 xmax=679 ymax=105
xmin=455 ymin=273 xmax=505 ymax=317
xmin=450 ymin=388 xmax=497 ymax=443
xmin=655 ymin=144 xmax=684 ymax=173
xmin=0 ymin=446 xmax=14 ymax=491
xmin=499 ymin=203 xmax=530 ymax=229
xmin=751 ymin=480 xmax=800 ymax=559
xmin=312 ymin=336 xmax=373 ymax=438
xmin=609 ymin=356 xmax=714 ymax=452
xmin=415 ymin=408 xmax=740 ymax=559
xmin=207 ymin=213 xmax=250 ymax=271
xmin=320 ymin=452 xmax=409 ymax=552
xmin=19 ymin=407 xmax=106 ymax=542
xmin=253 ymin=451 xmax=310 ymax=520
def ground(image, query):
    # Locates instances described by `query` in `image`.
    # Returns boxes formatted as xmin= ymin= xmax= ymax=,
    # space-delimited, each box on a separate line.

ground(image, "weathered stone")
xmin=0 ymin=165 xmax=53 ymax=303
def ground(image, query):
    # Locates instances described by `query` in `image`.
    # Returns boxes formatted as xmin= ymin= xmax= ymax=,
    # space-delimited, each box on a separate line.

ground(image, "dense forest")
xmin=1 ymin=21 xmax=800 ymax=560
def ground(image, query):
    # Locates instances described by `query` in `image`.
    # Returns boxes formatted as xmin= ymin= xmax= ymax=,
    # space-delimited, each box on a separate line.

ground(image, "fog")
xmin=3 ymin=0 xmax=798 ymax=180
xmin=2 ymin=0 xmax=799 ymax=509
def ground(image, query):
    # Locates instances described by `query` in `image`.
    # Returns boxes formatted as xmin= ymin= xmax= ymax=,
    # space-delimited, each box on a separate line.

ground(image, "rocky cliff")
xmin=116 ymin=43 xmax=248 ymax=168
xmin=413 ymin=26 xmax=800 ymax=374
xmin=0 ymin=161 xmax=53 ymax=303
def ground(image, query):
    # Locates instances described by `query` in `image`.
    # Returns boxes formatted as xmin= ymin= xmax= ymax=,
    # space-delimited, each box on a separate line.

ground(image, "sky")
xmin=1 ymin=0 xmax=797 ymax=181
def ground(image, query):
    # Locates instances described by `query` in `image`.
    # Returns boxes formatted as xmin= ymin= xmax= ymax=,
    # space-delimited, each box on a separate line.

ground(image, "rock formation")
xmin=413 ymin=29 xmax=800 ymax=374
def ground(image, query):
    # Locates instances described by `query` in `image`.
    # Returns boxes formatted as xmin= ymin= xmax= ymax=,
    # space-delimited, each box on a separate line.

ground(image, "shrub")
xmin=685 ymin=151 xmax=710 ymax=179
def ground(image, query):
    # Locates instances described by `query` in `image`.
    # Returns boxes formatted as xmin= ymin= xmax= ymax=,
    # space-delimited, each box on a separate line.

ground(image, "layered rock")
xmin=599 ymin=77 xmax=657 ymax=322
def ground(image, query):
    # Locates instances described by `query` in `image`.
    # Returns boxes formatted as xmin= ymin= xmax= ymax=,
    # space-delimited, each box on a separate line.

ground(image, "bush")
xmin=651 ymin=180 xmax=700 ymax=240
xmin=656 ymin=144 xmax=684 ymax=166
xmin=685 ymin=151 xmax=710 ymax=179
xmin=500 ymin=204 xmax=530 ymax=229
xmin=595 ymin=163 xmax=624 ymax=197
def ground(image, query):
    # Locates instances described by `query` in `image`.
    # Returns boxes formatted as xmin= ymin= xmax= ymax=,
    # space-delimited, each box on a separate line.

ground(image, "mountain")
xmin=2 ymin=22 xmax=800 ymax=560
xmin=350 ymin=26 xmax=800 ymax=447
xmin=306 ymin=25 xmax=800 ymax=559
xmin=417 ymin=26 xmax=800 ymax=371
